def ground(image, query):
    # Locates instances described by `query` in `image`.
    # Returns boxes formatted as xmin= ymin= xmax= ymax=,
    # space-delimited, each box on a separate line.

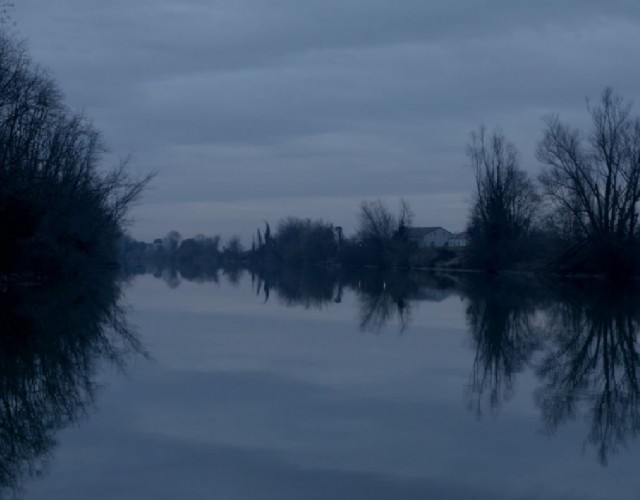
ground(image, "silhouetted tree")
xmin=538 ymin=88 xmax=640 ymax=280
xmin=357 ymin=199 xmax=396 ymax=242
xmin=225 ymin=236 xmax=243 ymax=253
xmin=175 ymin=234 xmax=221 ymax=273
xmin=163 ymin=230 xmax=182 ymax=254
xmin=354 ymin=199 xmax=416 ymax=268
xmin=273 ymin=217 xmax=337 ymax=265
xmin=264 ymin=222 xmax=272 ymax=246
xmin=466 ymin=126 xmax=538 ymax=272
xmin=0 ymin=33 xmax=151 ymax=281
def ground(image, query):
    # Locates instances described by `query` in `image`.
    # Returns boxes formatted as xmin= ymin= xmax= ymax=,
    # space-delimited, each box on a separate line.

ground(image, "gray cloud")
xmin=12 ymin=1 xmax=640 ymax=240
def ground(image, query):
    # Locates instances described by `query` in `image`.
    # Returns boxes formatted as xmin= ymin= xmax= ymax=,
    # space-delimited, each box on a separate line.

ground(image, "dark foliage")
xmin=538 ymin=88 xmax=640 ymax=280
xmin=465 ymin=126 xmax=538 ymax=272
xmin=272 ymin=217 xmax=337 ymax=265
xmin=350 ymin=199 xmax=417 ymax=268
xmin=0 ymin=34 xmax=150 ymax=282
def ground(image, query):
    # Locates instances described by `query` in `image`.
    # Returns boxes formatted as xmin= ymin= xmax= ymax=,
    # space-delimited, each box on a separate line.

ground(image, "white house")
xmin=407 ymin=227 xmax=453 ymax=248
xmin=447 ymin=232 xmax=469 ymax=247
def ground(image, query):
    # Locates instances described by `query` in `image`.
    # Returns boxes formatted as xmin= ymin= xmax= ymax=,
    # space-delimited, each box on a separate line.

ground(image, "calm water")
xmin=8 ymin=270 xmax=640 ymax=499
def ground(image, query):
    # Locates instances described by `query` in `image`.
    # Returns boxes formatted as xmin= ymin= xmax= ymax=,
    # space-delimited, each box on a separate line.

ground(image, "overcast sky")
xmin=12 ymin=1 xmax=640 ymax=241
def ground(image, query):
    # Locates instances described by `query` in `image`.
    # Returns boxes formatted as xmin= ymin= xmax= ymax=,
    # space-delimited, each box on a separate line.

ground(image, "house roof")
xmin=407 ymin=226 xmax=451 ymax=238
xmin=450 ymin=231 xmax=469 ymax=239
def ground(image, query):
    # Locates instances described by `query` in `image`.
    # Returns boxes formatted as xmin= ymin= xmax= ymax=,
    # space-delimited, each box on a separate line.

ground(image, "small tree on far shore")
xmin=223 ymin=235 xmax=244 ymax=263
xmin=355 ymin=199 xmax=415 ymax=268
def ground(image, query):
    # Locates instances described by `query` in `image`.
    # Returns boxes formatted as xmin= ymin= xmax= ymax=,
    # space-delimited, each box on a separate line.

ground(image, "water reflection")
xmin=462 ymin=276 xmax=545 ymax=416
xmin=535 ymin=283 xmax=640 ymax=465
xmin=249 ymin=267 xmax=458 ymax=333
xmin=0 ymin=272 xmax=141 ymax=498
xmin=142 ymin=265 xmax=640 ymax=465
xmin=252 ymin=267 xmax=341 ymax=309
xmin=354 ymin=272 xmax=414 ymax=334
xmin=462 ymin=276 xmax=640 ymax=463
xmin=352 ymin=271 xmax=454 ymax=334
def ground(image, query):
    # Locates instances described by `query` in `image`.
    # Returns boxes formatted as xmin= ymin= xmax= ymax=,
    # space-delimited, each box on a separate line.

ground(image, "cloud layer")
xmin=13 ymin=1 xmax=640 ymax=240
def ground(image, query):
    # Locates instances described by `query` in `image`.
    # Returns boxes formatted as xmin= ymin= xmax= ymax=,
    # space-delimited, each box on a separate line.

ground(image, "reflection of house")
xmin=407 ymin=227 xmax=453 ymax=248
xmin=447 ymin=232 xmax=469 ymax=247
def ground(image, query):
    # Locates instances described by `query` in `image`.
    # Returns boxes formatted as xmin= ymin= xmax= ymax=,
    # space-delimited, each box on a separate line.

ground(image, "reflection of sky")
xmin=24 ymin=275 xmax=640 ymax=499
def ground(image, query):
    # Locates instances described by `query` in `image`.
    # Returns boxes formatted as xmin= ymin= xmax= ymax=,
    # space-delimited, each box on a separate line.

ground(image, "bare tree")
xmin=357 ymin=199 xmax=397 ymax=242
xmin=466 ymin=126 xmax=538 ymax=271
xmin=355 ymin=199 xmax=416 ymax=268
xmin=537 ymin=88 xmax=640 ymax=278
xmin=0 ymin=33 xmax=152 ymax=279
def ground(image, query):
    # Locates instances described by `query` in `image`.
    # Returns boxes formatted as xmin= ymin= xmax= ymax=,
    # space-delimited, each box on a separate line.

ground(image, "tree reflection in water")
xmin=0 ymin=272 xmax=142 ymax=498
xmin=352 ymin=271 xmax=414 ymax=334
xmin=462 ymin=276 xmax=545 ymax=417
xmin=144 ymin=264 xmax=640 ymax=465
xmin=352 ymin=271 xmax=454 ymax=334
xmin=464 ymin=276 xmax=640 ymax=464
xmin=250 ymin=267 xmax=456 ymax=334
xmin=251 ymin=267 xmax=341 ymax=309
xmin=535 ymin=283 xmax=640 ymax=465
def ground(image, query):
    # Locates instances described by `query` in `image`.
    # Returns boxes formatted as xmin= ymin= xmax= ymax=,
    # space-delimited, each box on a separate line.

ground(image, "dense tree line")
xmin=122 ymin=198 xmax=457 ymax=277
xmin=245 ymin=200 xmax=454 ymax=269
xmin=120 ymin=230 xmax=244 ymax=277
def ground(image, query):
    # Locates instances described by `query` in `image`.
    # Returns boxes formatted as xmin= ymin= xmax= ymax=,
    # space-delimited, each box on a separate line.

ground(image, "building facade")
xmin=407 ymin=227 xmax=454 ymax=248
